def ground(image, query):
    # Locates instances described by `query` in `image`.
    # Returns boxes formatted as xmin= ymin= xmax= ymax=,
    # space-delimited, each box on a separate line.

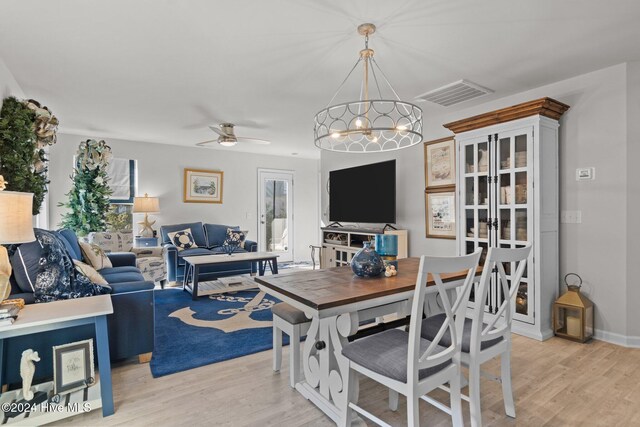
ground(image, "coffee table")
xmin=182 ymin=251 xmax=279 ymax=300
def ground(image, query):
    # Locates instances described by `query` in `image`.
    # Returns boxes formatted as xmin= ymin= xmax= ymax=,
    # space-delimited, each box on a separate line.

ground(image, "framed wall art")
xmin=53 ymin=339 xmax=95 ymax=395
xmin=425 ymin=186 xmax=456 ymax=239
xmin=183 ymin=169 xmax=224 ymax=204
xmin=424 ymin=137 xmax=456 ymax=188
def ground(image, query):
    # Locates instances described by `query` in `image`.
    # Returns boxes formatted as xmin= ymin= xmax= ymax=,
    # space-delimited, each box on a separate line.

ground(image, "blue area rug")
xmin=150 ymin=288 xmax=287 ymax=378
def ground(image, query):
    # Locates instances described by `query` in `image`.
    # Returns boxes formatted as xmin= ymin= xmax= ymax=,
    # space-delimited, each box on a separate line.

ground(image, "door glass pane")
xmin=465 ymin=209 xmax=474 ymax=238
xmin=477 ymin=142 xmax=488 ymax=173
xmin=500 ymin=174 xmax=511 ymax=204
xmin=478 ymin=176 xmax=488 ymax=206
xmin=515 ymin=172 xmax=527 ymax=204
xmin=478 ymin=209 xmax=488 ymax=239
xmin=465 ymin=145 xmax=474 ymax=173
xmin=465 ymin=177 xmax=475 ymax=205
xmin=515 ymin=134 xmax=527 ymax=168
xmin=499 ymin=209 xmax=511 ymax=240
xmin=264 ymin=179 xmax=289 ymax=252
xmin=516 ymin=282 xmax=528 ymax=315
xmin=515 ymin=209 xmax=527 ymax=241
xmin=499 ymin=137 xmax=511 ymax=170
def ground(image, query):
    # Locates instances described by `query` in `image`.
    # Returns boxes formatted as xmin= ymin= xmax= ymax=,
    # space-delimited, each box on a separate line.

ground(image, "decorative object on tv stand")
xmin=0 ymin=188 xmax=36 ymax=301
xmin=374 ymin=234 xmax=398 ymax=270
xmin=0 ymin=97 xmax=57 ymax=215
xmin=314 ymin=23 xmax=423 ymax=153
xmin=58 ymin=139 xmax=113 ymax=236
xmin=133 ymin=193 xmax=160 ymax=238
xmin=183 ymin=168 xmax=223 ymax=204
xmin=350 ymin=241 xmax=384 ymax=277
xmin=553 ymin=273 xmax=594 ymax=343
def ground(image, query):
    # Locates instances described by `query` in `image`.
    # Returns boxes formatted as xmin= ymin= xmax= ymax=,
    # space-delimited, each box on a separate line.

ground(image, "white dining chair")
xmin=340 ymin=250 xmax=482 ymax=427
xmin=272 ymin=302 xmax=311 ymax=388
xmin=419 ymin=245 xmax=532 ymax=427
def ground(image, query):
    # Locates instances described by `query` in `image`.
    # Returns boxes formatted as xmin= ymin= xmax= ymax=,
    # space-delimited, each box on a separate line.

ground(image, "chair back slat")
xmin=407 ymin=249 xmax=482 ymax=384
xmin=471 ymin=245 xmax=532 ymax=349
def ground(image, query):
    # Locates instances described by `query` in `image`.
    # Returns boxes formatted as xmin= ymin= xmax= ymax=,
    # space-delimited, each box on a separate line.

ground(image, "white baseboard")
xmin=593 ymin=329 xmax=640 ymax=348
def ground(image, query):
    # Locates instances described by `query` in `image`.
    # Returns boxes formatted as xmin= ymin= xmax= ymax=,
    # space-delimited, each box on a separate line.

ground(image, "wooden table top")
xmin=182 ymin=251 xmax=279 ymax=265
xmin=255 ymin=257 xmax=474 ymax=311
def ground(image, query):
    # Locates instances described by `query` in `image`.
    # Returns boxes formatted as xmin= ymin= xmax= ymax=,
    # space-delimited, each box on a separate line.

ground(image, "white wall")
xmin=625 ymin=61 xmax=640 ymax=341
xmin=49 ymin=133 xmax=320 ymax=262
xmin=321 ymin=63 xmax=632 ymax=339
xmin=0 ymin=57 xmax=24 ymax=104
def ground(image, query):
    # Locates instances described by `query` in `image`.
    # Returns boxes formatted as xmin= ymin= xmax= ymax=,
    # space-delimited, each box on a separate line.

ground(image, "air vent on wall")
xmin=415 ymin=79 xmax=493 ymax=107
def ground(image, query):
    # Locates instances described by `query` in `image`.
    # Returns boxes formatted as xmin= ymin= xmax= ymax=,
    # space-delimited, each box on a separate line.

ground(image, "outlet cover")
xmin=576 ymin=167 xmax=595 ymax=181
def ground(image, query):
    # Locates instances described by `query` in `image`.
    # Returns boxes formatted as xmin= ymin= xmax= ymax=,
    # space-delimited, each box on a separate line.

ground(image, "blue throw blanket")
xmin=33 ymin=229 xmax=111 ymax=303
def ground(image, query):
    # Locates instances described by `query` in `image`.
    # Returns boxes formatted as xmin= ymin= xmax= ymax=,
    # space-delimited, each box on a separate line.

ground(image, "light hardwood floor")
xmin=52 ymin=335 xmax=640 ymax=426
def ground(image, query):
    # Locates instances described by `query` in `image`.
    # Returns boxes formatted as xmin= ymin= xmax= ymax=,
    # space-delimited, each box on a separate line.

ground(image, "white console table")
xmin=0 ymin=295 xmax=114 ymax=424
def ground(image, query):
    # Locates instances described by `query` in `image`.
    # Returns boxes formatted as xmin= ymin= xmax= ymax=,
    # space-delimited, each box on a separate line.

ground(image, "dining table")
xmin=255 ymin=257 xmax=477 ymax=425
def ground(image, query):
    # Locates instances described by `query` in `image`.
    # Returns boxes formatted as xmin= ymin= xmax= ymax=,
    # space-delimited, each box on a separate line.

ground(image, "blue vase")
xmin=351 ymin=242 xmax=385 ymax=277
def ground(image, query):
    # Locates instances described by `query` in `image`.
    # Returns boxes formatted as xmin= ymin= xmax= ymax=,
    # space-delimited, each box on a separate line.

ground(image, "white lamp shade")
xmin=133 ymin=195 xmax=160 ymax=213
xmin=0 ymin=191 xmax=36 ymax=244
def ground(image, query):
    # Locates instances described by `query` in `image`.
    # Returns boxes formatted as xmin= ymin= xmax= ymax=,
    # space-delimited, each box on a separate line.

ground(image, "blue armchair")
xmin=161 ymin=222 xmax=258 ymax=284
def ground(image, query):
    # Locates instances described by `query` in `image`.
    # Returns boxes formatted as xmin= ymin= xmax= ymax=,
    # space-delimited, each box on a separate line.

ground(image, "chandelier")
xmin=314 ymin=23 xmax=423 ymax=153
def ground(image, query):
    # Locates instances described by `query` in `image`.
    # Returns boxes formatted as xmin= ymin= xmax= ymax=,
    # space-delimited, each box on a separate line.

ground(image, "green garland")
xmin=59 ymin=139 xmax=113 ymax=236
xmin=0 ymin=97 xmax=50 ymax=215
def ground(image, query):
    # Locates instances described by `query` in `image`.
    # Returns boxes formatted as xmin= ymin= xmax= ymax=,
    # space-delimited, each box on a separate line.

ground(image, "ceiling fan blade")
xmin=196 ymin=140 xmax=218 ymax=146
xmin=237 ymin=137 xmax=271 ymax=145
xmin=208 ymin=126 xmax=229 ymax=137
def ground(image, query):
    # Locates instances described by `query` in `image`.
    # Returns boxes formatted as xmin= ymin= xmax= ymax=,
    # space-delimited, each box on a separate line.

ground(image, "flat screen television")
xmin=329 ymin=160 xmax=396 ymax=224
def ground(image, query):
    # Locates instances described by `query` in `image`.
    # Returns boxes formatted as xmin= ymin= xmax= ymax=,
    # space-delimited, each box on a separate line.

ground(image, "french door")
xmin=258 ymin=169 xmax=294 ymax=263
xmin=458 ymin=127 xmax=535 ymax=324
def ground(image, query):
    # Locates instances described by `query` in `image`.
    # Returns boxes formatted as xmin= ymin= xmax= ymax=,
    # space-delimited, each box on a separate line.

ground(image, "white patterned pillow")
xmin=79 ymin=242 xmax=113 ymax=270
xmin=168 ymin=228 xmax=198 ymax=251
xmin=225 ymin=228 xmax=248 ymax=249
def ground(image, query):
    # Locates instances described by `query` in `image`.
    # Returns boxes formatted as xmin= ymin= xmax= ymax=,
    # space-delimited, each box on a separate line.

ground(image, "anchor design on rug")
xmin=169 ymin=291 xmax=275 ymax=333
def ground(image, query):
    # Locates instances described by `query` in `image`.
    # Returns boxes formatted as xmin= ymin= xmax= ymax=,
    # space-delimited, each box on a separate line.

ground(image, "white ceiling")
xmin=1 ymin=0 xmax=640 ymax=158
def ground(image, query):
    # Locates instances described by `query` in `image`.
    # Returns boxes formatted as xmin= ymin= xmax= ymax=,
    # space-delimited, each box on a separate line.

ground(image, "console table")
xmin=0 ymin=295 xmax=114 ymax=423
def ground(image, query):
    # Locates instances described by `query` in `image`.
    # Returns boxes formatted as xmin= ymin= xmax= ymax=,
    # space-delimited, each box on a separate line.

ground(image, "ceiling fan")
xmin=197 ymin=123 xmax=270 ymax=147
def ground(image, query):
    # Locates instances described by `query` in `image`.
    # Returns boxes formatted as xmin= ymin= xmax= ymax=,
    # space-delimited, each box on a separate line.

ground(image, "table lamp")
xmin=133 ymin=193 xmax=160 ymax=238
xmin=0 ymin=188 xmax=36 ymax=301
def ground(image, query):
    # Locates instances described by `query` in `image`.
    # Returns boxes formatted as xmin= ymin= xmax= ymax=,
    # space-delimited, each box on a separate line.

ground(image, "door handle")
xmin=260 ymin=221 xmax=266 ymax=224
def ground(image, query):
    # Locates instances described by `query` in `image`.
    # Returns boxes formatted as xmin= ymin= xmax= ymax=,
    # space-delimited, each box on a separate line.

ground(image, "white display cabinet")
xmin=444 ymin=98 xmax=569 ymax=340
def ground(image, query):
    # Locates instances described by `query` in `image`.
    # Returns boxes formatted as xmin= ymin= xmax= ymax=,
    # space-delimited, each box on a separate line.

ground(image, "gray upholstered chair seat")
xmin=341 ymin=329 xmax=452 ymax=383
xmin=272 ymin=302 xmax=308 ymax=325
xmin=421 ymin=313 xmax=503 ymax=353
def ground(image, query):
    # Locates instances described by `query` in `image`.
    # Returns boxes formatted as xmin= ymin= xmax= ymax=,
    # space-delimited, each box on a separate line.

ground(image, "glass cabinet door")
xmin=459 ymin=128 xmax=535 ymax=324
xmin=495 ymin=129 xmax=534 ymax=324
xmin=460 ymin=136 xmax=492 ymax=314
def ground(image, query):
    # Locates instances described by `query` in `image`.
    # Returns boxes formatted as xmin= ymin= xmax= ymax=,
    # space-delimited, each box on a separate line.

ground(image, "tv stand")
xmin=326 ymin=222 xmax=343 ymax=228
xmin=320 ymin=226 xmax=408 ymax=269
xmin=382 ymin=224 xmax=397 ymax=232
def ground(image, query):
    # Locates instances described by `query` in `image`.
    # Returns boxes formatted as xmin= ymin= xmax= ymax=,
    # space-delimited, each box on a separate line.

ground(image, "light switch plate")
xmin=576 ymin=167 xmax=595 ymax=181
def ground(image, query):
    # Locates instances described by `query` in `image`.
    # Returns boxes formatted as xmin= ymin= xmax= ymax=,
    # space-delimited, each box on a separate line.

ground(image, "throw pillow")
xmin=10 ymin=237 xmax=45 ymax=293
xmin=167 ymin=228 xmax=198 ymax=251
xmin=73 ymin=260 xmax=109 ymax=285
xmin=79 ymin=241 xmax=113 ymax=270
xmin=20 ymin=229 xmax=111 ymax=303
xmin=225 ymin=228 xmax=248 ymax=249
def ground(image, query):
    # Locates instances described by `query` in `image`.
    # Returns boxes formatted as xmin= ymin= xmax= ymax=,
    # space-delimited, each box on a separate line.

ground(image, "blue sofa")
xmin=3 ymin=229 xmax=155 ymax=385
xmin=161 ymin=222 xmax=258 ymax=284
